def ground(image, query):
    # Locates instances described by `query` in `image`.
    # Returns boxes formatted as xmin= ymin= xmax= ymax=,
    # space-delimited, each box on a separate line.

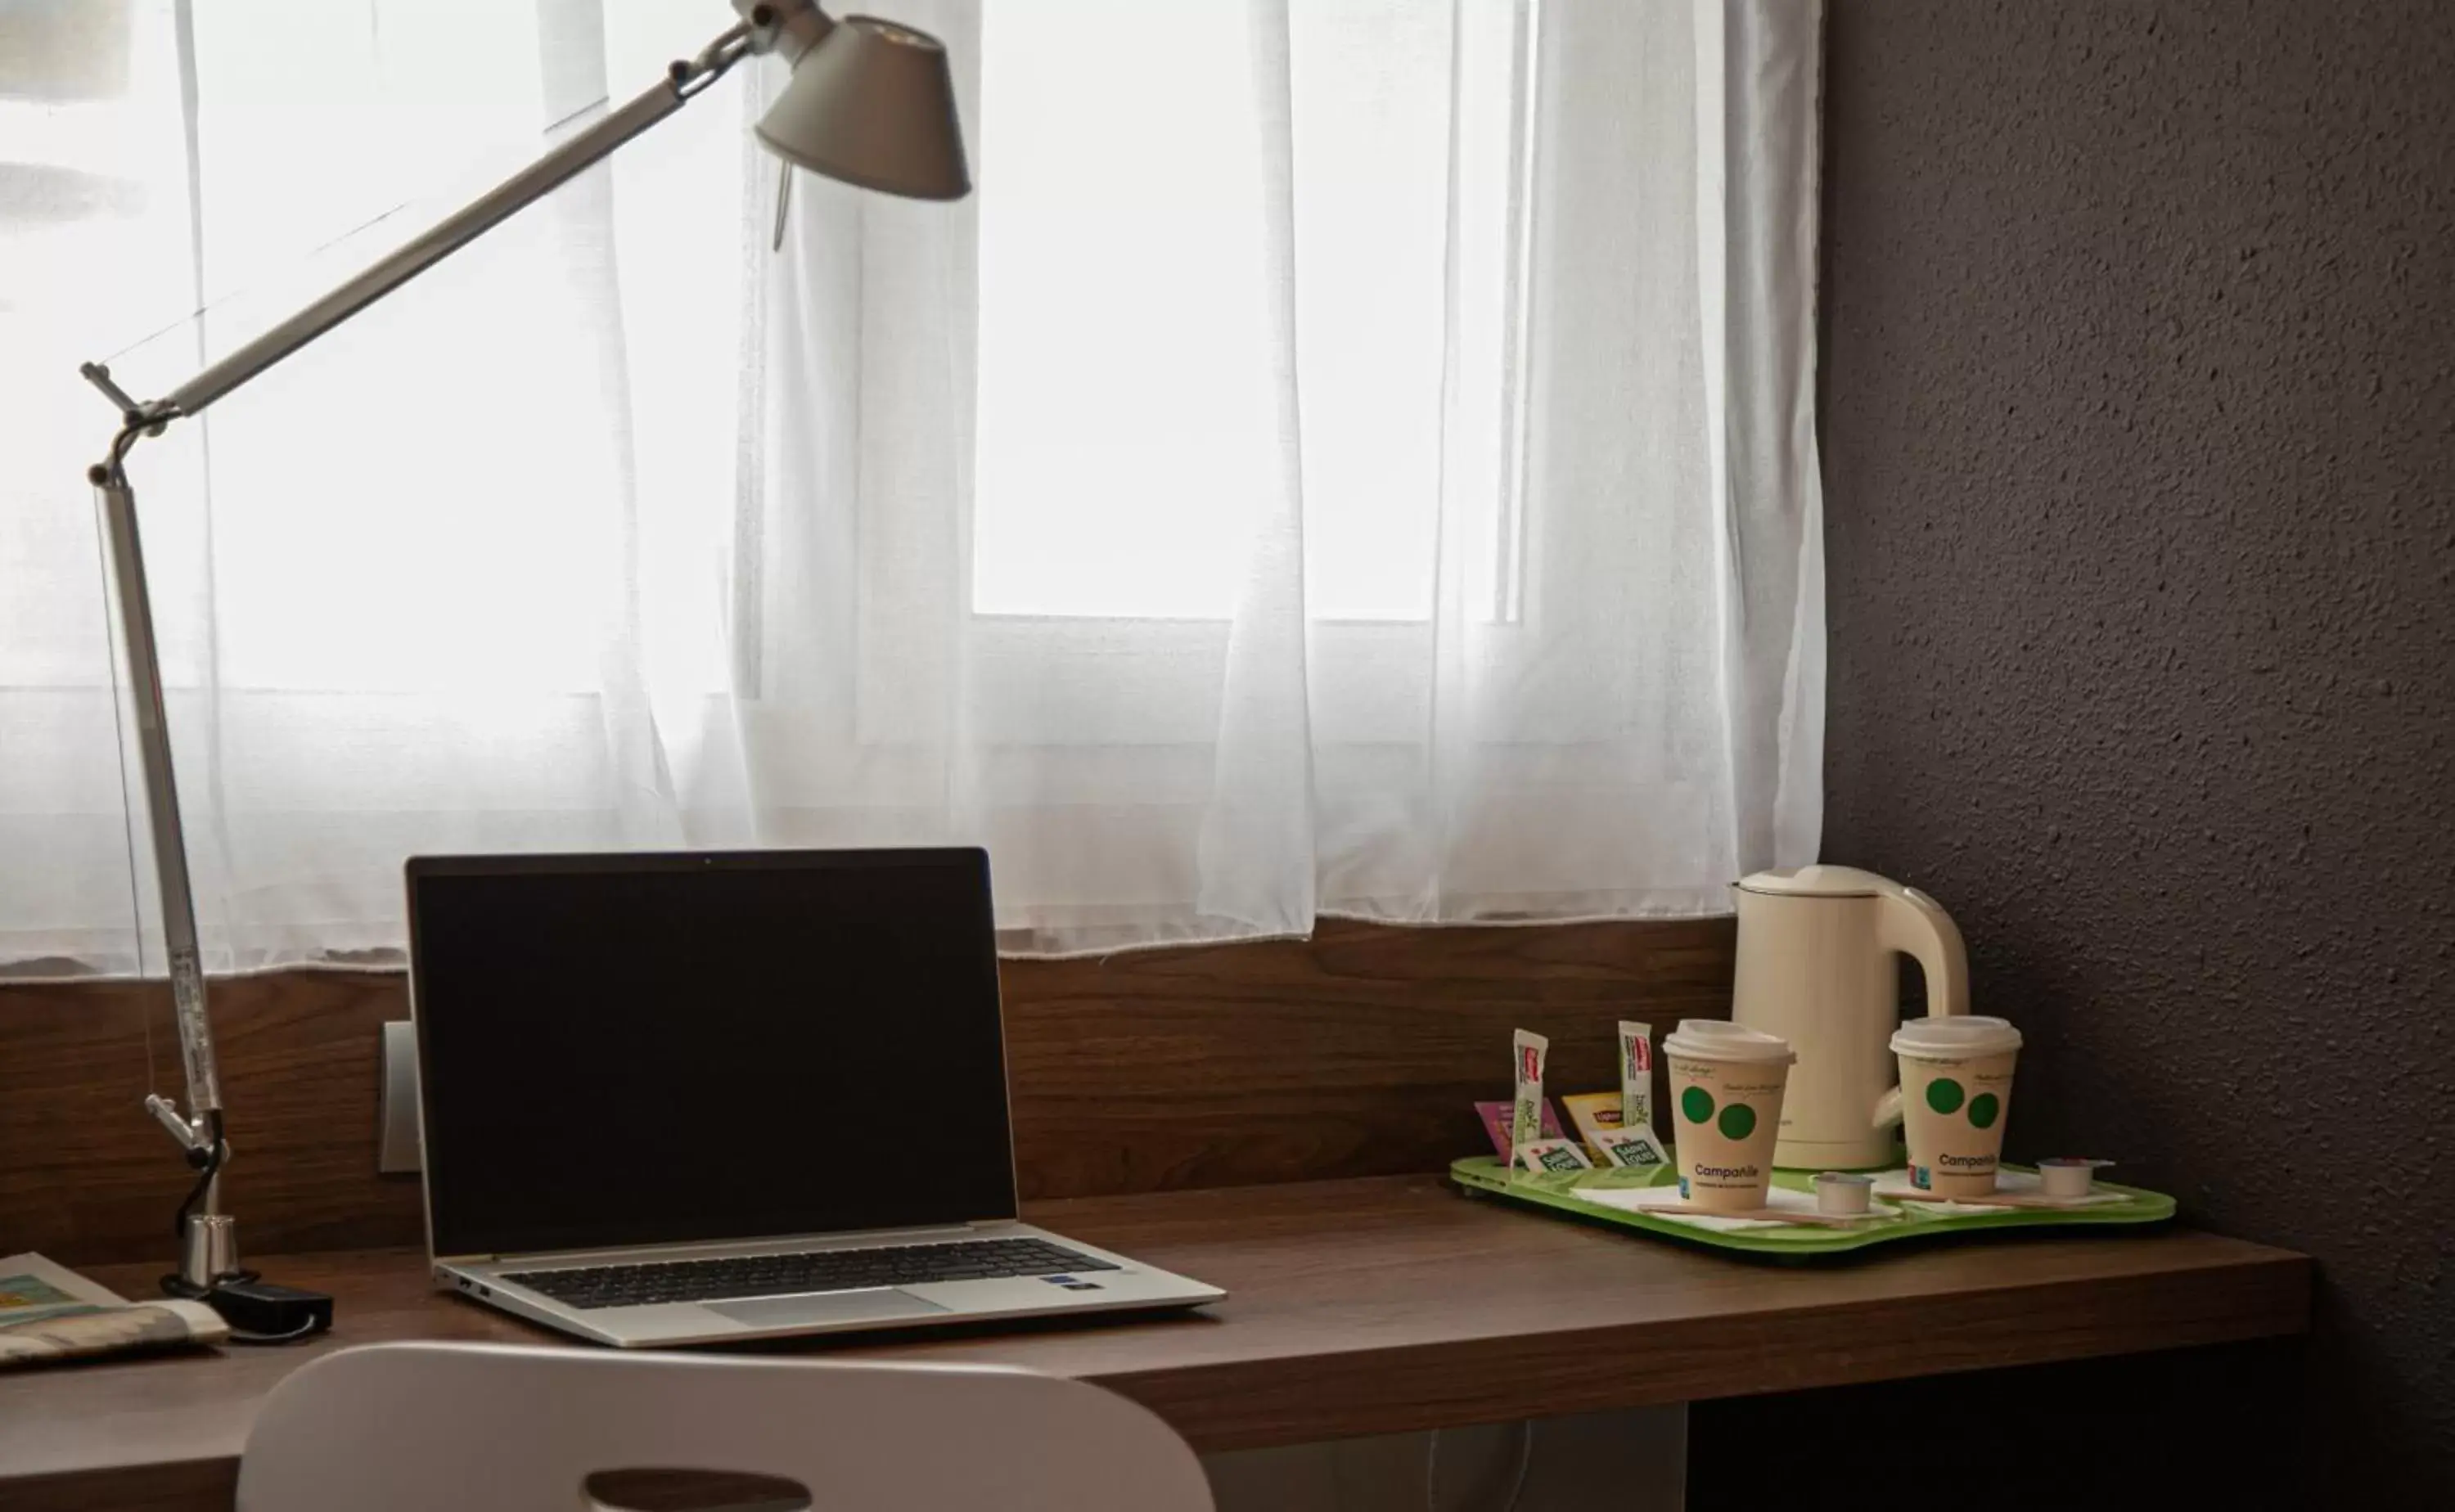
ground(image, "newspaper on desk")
xmin=0 ymin=1253 xmax=227 ymax=1368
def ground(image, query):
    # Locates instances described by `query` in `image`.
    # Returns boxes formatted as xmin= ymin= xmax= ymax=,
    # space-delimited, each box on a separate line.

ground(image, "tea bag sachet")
xmin=1514 ymin=1137 xmax=1592 ymax=1174
xmin=1592 ymin=1127 xmax=1670 ymax=1169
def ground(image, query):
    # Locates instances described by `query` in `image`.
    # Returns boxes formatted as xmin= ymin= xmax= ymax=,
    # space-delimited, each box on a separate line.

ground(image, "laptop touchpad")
xmin=705 ymin=1289 xmax=947 ymax=1330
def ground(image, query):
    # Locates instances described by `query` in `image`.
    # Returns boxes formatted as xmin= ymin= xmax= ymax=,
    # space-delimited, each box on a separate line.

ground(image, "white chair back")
xmin=236 ymin=1341 xmax=1214 ymax=1512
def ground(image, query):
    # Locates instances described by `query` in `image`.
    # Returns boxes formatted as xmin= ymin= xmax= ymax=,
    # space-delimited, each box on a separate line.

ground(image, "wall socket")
xmin=377 ymin=1021 xmax=423 ymax=1173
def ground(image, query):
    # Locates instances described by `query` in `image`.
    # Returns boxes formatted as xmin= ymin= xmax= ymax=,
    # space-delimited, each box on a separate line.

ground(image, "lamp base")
xmin=166 ymin=1213 xmax=241 ymax=1295
xmin=160 ymin=1214 xmax=336 ymax=1343
xmin=192 ymin=1279 xmax=336 ymax=1343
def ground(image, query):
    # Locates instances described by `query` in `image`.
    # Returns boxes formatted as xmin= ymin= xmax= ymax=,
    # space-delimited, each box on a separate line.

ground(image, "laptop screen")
xmin=406 ymin=849 xmax=1017 ymax=1259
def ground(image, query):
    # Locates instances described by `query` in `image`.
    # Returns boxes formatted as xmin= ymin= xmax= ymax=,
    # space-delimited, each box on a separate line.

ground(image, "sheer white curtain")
xmin=0 ymin=0 xmax=1823 ymax=971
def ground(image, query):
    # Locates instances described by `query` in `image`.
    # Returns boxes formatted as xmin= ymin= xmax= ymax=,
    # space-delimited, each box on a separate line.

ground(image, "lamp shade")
xmin=755 ymin=16 xmax=970 ymax=200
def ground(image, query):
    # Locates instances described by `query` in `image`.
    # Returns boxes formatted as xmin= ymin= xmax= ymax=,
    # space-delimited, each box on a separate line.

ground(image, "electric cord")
xmin=1425 ymin=1419 xmax=1535 ymax=1512
xmin=223 ymin=1318 xmax=324 ymax=1346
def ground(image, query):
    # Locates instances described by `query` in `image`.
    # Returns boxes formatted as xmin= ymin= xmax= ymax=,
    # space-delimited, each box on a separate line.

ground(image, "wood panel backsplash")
xmin=0 ymin=917 xmax=1734 ymax=1266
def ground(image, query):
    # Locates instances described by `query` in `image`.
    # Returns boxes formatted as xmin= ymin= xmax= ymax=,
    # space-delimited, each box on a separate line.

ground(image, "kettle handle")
xmin=1874 ymin=1084 xmax=1905 ymax=1131
xmin=1869 ymin=880 xmax=1970 ymax=1132
xmin=1874 ymin=879 xmax=1969 ymax=1018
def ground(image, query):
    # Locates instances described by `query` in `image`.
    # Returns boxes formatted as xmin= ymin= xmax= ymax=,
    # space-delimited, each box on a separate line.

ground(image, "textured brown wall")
xmin=1818 ymin=0 xmax=2455 ymax=1498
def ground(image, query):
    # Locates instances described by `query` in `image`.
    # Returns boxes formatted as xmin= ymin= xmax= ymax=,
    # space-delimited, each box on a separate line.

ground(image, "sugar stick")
xmin=1618 ymin=1019 xmax=1655 ymax=1132
xmin=1511 ymin=1029 xmax=1549 ymax=1168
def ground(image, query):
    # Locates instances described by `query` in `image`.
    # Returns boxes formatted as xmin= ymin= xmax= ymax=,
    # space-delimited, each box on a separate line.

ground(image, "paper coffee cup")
xmin=1892 ymin=1015 xmax=2023 ymax=1197
xmin=1662 ymin=1019 xmax=1796 ymax=1212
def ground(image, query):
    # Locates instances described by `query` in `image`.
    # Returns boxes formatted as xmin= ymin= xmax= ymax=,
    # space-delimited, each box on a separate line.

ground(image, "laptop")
xmin=403 ymin=848 xmax=1224 ymax=1348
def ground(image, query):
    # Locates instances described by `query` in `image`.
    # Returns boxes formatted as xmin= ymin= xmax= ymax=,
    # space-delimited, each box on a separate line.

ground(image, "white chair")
xmin=236 ymin=1341 xmax=1214 ymax=1512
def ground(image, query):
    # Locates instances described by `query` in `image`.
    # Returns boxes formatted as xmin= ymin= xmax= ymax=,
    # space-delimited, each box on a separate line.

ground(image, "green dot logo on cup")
xmin=1967 ymin=1091 xmax=2001 ymax=1129
xmin=1681 ymin=1086 xmax=1716 ymax=1124
xmin=1716 ymin=1103 xmax=1756 ymax=1141
xmin=1925 ymin=1077 xmax=1965 ymax=1115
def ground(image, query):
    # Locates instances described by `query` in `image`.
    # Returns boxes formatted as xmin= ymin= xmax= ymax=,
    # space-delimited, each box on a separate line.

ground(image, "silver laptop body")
xmin=405 ymin=848 xmax=1223 ymax=1348
xmin=430 ymin=1221 xmax=1221 ymax=1350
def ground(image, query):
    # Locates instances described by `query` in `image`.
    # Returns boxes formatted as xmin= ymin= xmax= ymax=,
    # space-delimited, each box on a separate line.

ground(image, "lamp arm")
xmin=74 ymin=12 xmax=778 ymax=1290
xmin=97 ymin=20 xmax=755 ymax=430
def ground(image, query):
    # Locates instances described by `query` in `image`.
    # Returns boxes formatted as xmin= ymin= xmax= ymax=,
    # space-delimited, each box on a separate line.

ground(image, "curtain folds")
xmin=0 ymin=0 xmax=1823 ymax=972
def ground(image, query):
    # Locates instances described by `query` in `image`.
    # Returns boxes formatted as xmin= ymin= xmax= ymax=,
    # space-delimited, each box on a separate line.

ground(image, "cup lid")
xmin=1662 ymin=1019 xmax=1797 ymax=1065
xmin=1890 ymin=1014 xmax=2022 ymax=1058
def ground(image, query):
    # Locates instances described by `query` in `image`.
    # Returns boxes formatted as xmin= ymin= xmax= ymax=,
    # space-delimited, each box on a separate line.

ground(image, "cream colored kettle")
xmin=1730 ymin=866 xmax=1970 ymax=1170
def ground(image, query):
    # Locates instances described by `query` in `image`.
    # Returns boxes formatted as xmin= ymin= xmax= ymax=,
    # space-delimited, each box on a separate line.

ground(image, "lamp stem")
xmin=92 ymin=443 xmax=234 ymax=1290
xmin=77 ymin=16 xmax=773 ymax=1292
xmin=94 ymin=461 xmax=220 ymax=1119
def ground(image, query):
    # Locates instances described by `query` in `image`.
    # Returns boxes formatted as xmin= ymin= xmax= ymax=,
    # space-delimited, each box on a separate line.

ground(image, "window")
xmin=1 ymin=0 xmax=1827 ymax=969
xmin=972 ymin=0 xmax=1525 ymax=624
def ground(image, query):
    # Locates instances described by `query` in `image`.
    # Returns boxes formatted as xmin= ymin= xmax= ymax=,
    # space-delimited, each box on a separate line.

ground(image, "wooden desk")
xmin=0 ymin=1174 xmax=2309 ymax=1512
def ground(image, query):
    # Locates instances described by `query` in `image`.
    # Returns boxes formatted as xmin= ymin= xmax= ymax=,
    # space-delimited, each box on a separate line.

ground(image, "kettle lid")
xmin=1735 ymin=864 xmax=1894 ymax=898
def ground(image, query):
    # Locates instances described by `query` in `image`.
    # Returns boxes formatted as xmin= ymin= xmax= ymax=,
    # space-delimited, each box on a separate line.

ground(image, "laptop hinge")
xmin=472 ymin=1222 xmax=1009 ymax=1270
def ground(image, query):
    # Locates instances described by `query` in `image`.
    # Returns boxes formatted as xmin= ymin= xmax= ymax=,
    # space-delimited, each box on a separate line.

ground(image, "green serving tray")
xmin=1451 ymin=1156 xmax=2174 ymax=1258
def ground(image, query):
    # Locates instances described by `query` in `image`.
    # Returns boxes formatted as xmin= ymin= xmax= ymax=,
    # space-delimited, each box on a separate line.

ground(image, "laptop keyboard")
xmin=504 ymin=1237 xmax=1121 ymax=1311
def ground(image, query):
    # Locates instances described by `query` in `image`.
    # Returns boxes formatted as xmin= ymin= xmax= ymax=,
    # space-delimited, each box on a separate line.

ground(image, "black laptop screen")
xmin=407 ymin=849 xmax=1018 ymax=1258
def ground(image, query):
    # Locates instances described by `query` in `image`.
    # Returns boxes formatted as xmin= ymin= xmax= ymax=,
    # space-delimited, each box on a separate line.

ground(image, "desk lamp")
xmin=75 ymin=1 xmax=968 ymax=1316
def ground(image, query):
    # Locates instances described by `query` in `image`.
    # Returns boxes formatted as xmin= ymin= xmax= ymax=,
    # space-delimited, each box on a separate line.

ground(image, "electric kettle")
xmin=1730 ymin=866 xmax=1970 ymax=1170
